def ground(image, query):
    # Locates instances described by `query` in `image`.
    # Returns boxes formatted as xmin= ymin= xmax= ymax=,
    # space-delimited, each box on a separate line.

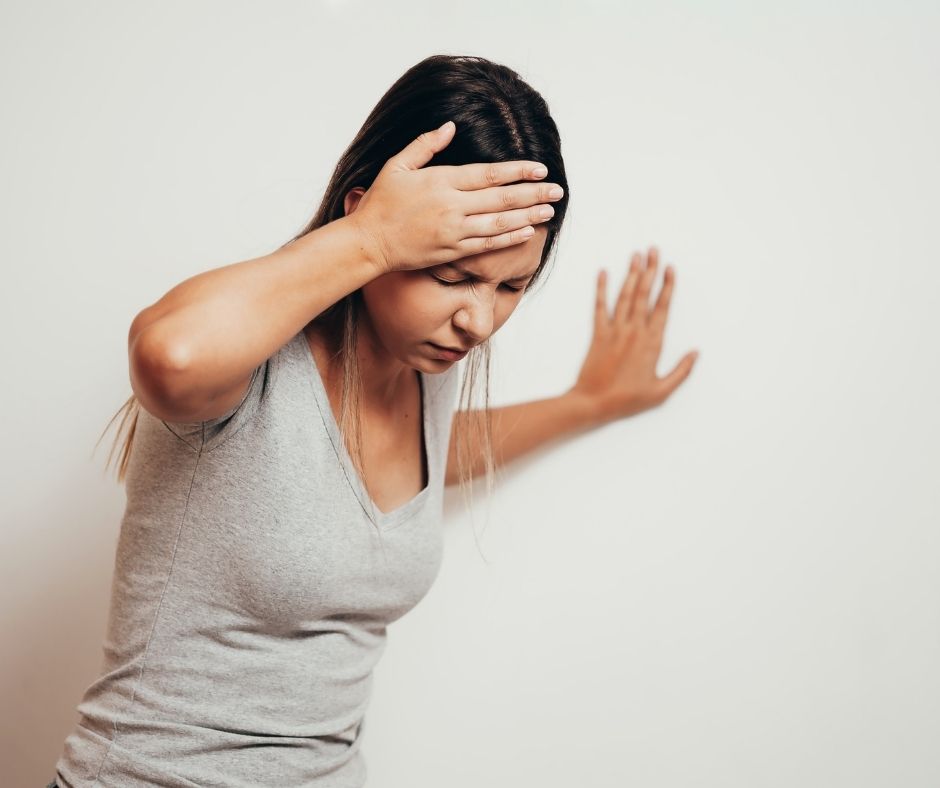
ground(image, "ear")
xmin=343 ymin=187 xmax=366 ymax=217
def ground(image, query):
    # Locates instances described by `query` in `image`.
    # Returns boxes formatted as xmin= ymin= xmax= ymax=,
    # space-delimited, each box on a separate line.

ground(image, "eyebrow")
xmin=446 ymin=262 xmax=539 ymax=284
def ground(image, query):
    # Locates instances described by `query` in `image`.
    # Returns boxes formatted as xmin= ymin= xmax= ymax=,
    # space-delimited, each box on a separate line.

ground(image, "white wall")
xmin=3 ymin=1 xmax=938 ymax=786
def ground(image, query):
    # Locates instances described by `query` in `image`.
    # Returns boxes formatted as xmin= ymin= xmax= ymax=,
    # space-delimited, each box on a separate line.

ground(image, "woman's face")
xmin=357 ymin=216 xmax=548 ymax=373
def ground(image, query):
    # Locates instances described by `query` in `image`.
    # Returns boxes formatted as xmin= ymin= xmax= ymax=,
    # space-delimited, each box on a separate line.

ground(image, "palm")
xmin=570 ymin=246 xmax=698 ymax=421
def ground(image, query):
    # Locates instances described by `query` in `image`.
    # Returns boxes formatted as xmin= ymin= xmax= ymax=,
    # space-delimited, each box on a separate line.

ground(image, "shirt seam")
xmin=90 ymin=447 xmax=204 ymax=787
xmin=159 ymin=420 xmax=203 ymax=453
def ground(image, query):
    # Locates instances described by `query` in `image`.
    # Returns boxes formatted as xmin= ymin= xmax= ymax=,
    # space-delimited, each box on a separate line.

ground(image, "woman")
xmin=49 ymin=54 xmax=696 ymax=787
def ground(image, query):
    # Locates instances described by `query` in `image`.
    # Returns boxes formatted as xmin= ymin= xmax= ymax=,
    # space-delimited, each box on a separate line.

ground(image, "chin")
xmin=414 ymin=356 xmax=450 ymax=372
xmin=410 ymin=350 xmax=457 ymax=373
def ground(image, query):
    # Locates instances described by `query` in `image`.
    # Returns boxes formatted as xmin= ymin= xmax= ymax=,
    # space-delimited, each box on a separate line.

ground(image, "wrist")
xmin=563 ymin=386 xmax=614 ymax=430
xmin=343 ymin=214 xmax=391 ymax=278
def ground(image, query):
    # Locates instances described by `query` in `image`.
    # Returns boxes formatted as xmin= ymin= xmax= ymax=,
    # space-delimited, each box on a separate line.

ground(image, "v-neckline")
xmin=297 ymin=330 xmax=432 ymax=530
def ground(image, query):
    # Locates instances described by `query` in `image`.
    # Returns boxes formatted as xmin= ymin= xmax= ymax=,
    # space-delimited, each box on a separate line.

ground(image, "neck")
xmin=305 ymin=316 xmax=414 ymax=414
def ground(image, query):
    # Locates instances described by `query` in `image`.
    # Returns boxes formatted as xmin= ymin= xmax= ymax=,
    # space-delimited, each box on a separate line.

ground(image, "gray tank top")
xmin=54 ymin=329 xmax=461 ymax=787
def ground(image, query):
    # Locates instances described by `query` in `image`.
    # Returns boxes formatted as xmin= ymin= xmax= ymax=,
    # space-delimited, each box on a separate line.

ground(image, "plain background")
xmin=3 ymin=1 xmax=938 ymax=786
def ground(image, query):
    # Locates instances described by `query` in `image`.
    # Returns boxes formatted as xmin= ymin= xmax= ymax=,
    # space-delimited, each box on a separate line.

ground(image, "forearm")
xmin=131 ymin=215 xmax=380 ymax=405
xmin=445 ymin=389 xmax=608 ymax=485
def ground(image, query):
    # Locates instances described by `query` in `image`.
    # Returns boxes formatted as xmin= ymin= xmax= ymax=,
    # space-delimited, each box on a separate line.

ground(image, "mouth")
xmin=427 ymin=342 xmax=469 ymax=360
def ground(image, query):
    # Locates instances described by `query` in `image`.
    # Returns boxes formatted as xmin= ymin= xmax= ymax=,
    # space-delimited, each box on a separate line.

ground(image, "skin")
xmin=310 ymin=187 xmax=700 ymax=490
xmin=443 ymin=245 xmax=700 ymax=485
xmin=570 ymin=246 xmax=699 ymax=421
xmin=311 ymin=186 xmax=548 ymax=413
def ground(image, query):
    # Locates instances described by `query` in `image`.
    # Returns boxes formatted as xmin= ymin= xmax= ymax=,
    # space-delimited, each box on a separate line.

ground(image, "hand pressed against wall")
xmin=569 ymin=246 xmax=699 ymax=422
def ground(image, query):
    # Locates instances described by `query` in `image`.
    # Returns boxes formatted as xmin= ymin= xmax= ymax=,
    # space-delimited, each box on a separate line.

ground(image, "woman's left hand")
xmin=568 ymin=246 xmax=698 ymax=422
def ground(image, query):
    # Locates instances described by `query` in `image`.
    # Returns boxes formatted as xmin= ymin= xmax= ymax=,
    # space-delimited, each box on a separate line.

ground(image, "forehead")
xmin=442 ymin=225 xmax=548 ymax=281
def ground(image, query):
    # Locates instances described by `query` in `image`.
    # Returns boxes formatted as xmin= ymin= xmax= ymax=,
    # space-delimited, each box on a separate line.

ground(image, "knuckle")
xmin=494 ymin=212 xmax=510 ymax=231
xmin=440 ymin=219 xmax=460 ymax=248
xmin=484 ymin=164 xmax=500 ymax=186
xmin=443 ymin=202 xmax=461 ymax=222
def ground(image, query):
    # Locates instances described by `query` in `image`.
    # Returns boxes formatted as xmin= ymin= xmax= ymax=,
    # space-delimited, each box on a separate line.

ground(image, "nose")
xmin=452 ymin=291 xmax=495 ymax=345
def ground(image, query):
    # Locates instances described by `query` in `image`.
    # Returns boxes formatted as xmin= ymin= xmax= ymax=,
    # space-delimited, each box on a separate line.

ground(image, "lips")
xmin=432 ymin=342 xmax=470 ymax=353
xmin=428 ymin=342 xmax=470 ymax=360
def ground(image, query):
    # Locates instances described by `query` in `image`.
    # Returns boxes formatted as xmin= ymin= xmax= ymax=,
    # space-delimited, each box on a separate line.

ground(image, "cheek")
xmin=370 ymin=279 xmax=451 ymax=332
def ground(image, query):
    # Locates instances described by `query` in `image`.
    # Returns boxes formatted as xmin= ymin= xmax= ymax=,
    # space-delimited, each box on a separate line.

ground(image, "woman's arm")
xmin=128 ymin=216 xmax=380 ymax=422
xmin=444 ymin=247 xmax=699 ymax=486
xmin=129 ymin=216 xmax=381 ymax=423
xmin=444 ymin=391 xmax=605 ymax=486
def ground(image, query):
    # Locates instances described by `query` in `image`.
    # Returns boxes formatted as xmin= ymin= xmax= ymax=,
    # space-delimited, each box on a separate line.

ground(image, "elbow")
xmin=128 ymin=323 xmax=193 ymax=419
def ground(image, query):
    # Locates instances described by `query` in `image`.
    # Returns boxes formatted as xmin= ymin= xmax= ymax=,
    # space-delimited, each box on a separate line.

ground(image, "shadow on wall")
xmin=5 ymin=471 xmax=125 ymax=787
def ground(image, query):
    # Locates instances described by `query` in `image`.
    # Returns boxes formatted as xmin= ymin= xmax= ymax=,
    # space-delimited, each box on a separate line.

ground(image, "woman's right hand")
xmin=347 ymin=120 xmax=564 ymax=275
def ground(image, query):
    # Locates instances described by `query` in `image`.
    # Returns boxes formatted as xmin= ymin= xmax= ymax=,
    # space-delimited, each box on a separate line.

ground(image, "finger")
xmin=648 ymin=264 xmax=675 ymax=340
xmin=453 ymin=225 xmax=540 ymax=257
xmin=595 ymin=268 xmax=610 ymax=330
xmin=614 ymin=252 xmax=643 ymax=323
xmin=630 ymin=245 xmax=659 ymax=324
xmin=453 ymin=160 xmax=551 ymax=192
xmin=461 ymin=180 xmax=564 ymax=226
xmin=391 ymin=120 xmax=458 ymax=171
xmin=459 ymin=202 xmax=554 ymax=241
xmin=653 ymin=350 xmax=699 ymax=404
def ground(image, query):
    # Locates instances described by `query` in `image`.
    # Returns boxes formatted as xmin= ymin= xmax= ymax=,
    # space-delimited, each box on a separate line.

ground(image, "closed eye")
xmin=430 ymin=274 xmax=525 ymax=293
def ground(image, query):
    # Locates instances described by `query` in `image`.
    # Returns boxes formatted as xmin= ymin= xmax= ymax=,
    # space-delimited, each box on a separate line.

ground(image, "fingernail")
xmin=533 ymin=164 xmax=548 ymax=177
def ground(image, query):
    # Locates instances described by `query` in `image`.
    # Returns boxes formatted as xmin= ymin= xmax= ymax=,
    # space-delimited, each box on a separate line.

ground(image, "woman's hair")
xmin=99 ymin=53 xmax=570 ymax=531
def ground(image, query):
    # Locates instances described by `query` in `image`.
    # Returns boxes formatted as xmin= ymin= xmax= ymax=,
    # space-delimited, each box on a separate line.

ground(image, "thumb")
xmin=392 ymin=120 xmax=455 ymax=171
xmin=654 ymin=350 xmax=699 ymax=403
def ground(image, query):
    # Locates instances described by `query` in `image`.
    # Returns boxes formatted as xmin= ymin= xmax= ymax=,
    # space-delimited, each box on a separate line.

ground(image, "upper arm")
xmin=128 ymin=310 xmax=254 ymax=426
